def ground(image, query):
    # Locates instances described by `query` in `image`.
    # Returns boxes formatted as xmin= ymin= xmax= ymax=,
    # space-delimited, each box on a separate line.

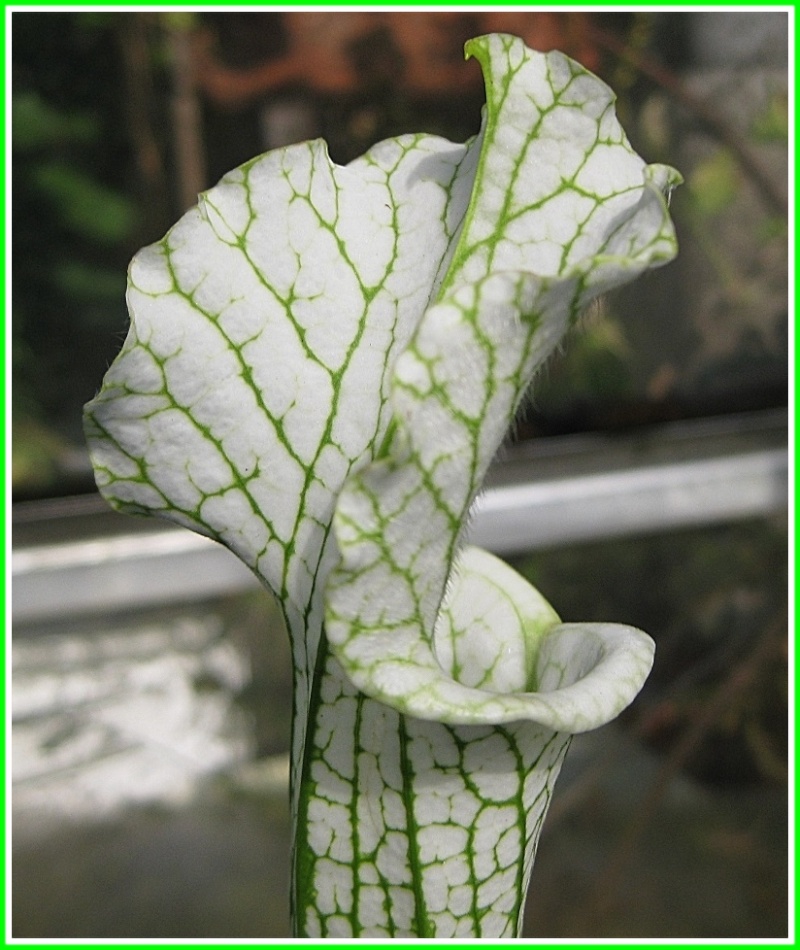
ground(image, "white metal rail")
xmin=11 ymin=410 xmax=789 ymax=625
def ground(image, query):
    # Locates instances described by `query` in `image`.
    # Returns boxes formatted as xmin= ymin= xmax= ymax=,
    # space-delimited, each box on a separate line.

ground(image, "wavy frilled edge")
xmin=324 ymin=35 xmax=675 ymax=728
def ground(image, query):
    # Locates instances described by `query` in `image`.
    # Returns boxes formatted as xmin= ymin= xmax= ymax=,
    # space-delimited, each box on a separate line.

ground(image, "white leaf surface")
xmin=85 ymin=33 xmax=678 ymax=937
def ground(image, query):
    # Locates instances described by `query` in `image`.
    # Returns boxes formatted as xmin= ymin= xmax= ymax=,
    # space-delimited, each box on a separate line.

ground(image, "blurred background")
xmin=11 ymin=9 xmax=790 ymax=938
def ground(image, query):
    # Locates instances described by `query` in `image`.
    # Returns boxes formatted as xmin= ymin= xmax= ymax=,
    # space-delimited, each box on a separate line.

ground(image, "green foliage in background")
xmin=12 ymin=14 xmax=139 ymax=491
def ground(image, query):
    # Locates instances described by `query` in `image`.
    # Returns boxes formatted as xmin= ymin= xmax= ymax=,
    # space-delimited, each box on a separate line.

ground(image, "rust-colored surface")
xmin=193 ymin=12 xmax=601 ymax=108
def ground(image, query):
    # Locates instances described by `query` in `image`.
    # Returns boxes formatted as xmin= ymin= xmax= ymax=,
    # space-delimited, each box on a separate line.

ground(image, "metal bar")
xmin=471 ymin=448 xmax=788 ymax=555
xmin=11 ymin=412 xmax=789 ymax=624
xmin=12 ymin=529 xmax=259 ymax=624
